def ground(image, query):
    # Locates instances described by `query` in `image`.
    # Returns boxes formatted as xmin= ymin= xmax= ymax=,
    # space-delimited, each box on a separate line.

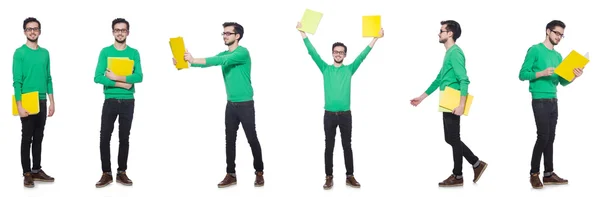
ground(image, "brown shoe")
xmin=217 ymin=174 xmax=237 ymax=188
xmin=254 ymin=171 xmax=264 ymax=187
xmin=23 ymin=172 xmax=34 ymax=188
xmin=346 ymin=175 xmax=361 ymax=188
xmin=530 ymin=173 xmax=543 ymax=189
xmin=95 ymin=172 xmax=113 ymax=188
xmin=32 ymin=169 xmax=55 ymax=182
xmin=543 ymin=172 xmax=568 ymax=185
xmin=116 ymin=171 xmax=133 ymax=186
xmin=439 ymin=174 xmax=463 ymax=187
xmin=323 ymin=175 xmax=333 ymax=190
xmin=473 ymin=161 xmax=488 ymax=183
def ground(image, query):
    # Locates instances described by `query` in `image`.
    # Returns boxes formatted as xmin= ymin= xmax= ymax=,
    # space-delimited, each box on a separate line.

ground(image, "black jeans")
xmin=442 ymin=112 xmax=479 ymax=176
xmin=225 ymin=100 xmax=264 ymax=173
xmin=20 ymin=100 xmax=47 ymax=174
xmin=324 ymin=110 xmax=354 ymax=176
xmin=530 ymin=98 xmax=558 ymax=174
xmin=99 ymin=99 xmax=135 ymax=173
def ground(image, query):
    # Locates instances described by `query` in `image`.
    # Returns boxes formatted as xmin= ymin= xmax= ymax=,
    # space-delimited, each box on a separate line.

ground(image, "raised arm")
xmin=450 ymin=49 xmax=470 ymax=96
xmin=349 ymin=28 xmax=383 ymax=74
xmin=297 ymin=22 xmax=327 ymax=72
xmin=187 ymin=48 xmax=246 ymax=68
xmin=13 ymin=50 xmax=24 ymax=102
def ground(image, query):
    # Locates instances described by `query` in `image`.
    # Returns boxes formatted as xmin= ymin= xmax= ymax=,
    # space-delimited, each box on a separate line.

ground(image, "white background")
xmin=0 ymin=0 xmax=597 ymax=196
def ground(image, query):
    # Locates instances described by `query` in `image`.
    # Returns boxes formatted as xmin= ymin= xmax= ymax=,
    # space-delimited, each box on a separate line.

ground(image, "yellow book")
xmin=439 ymin=87 xmax=474 ymax=116
xmin=438 ymin=91 xmax=453 ymax=113
xmin=169 ymin=37 xmax=188 ymax=70
xmin=108 ymin=57 xmax=134 ymax=76
xmin=12 ymin=91 xmax=40 ymax=116
xmin=554 ymin=50 xmax=590 ymax=82
xmin=298 ymin=9 xmax=324 ymax=35
xmin=362 ymin=15 xmax=381 ymax=37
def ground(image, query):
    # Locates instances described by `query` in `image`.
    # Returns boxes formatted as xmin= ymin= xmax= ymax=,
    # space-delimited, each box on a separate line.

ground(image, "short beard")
xmin=27 ymin=37 xmax=38 ymax=43
xmin=115 ymin=38 xmax=126 ymax=44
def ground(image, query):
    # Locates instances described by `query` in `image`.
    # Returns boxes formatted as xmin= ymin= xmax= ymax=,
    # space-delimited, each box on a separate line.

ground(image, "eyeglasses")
xmin=113 ymin=28 xmax=128 ymax=33
xmin=551 ymin=30 xmax=564 ymax=38
xmin=439 ymin=30 xmax=449 ymax=34
xmin=222 ymin=32 xmax=237 ymax=36
xmin=333 ymin=51 xmax=345 ymax=55
xmin=25 ymin=27 xmax=40 ymax=32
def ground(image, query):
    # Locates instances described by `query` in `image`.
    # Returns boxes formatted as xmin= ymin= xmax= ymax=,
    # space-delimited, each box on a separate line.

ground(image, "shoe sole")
xmin=254 ymin=183 xmax=264 ymax=187
xmin=218 ymin=182 xmax=237 ymax=188
xmin=24 ymin=184 xmax=34 ymax=188
xmin=543 ymin=182 xmax=568 ymax=185
xmin=473 ymin=163 xmax=488 ymax=183
xmin=439 ymin=183 xmax=464 ymax=187
xmin=532 ymin=185 xmax=543 ymax=189
xmin=323 ymin=186 xmax=332 ymax=190
xmin=96 ymin=180 xmax=113 ymax=188
xmin=346 ymin=182 xmax=361 ymax=188
xmin=117 ymin=179 xmax=133 ymax=186
xmin=33 ymin=178 xmax=55 ymax=182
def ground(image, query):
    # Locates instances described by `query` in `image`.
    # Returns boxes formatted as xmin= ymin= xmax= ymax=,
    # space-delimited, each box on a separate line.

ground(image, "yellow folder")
xmin=12 ymin=91 xmax=40 ymax=116
xmin=169 ymin=37 xmax=188 ymax=70
xmin=298 ymin=9 xmax=323 ymax=35
xmin=438 ymin=87 xmax=474 ymax=116
xmin=362 ymin=15 xmax=381 ymax=37
xmin=108 ymin=57 xmax=134 ymax=76
xmin=554 ymin=50 xmax=590 ymax=82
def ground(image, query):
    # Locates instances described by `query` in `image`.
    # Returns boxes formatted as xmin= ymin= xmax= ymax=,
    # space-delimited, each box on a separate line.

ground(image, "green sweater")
xmin=12 ymin=44 xmax=53 ymax=101
xmin=303 ymin=37 xmax=372 ymax=112
xmin=191 ymin=46 xmax=254 ymax=102
xmin=518 ymin=43 xmax=570 ymax=99
xmin=94 ymin=45 xmax=143 ymax=99
xmin=425 ymin=44 xmax=470 ymax=96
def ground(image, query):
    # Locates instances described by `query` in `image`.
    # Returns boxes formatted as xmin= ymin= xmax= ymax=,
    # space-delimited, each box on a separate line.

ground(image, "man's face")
xmin=222 ymin=26 xmax=238 ymax=46
xmin=332 ymin=46 xmax=346 ymax=64
xmin=547 ymin=26 xmax=564 ymax=45
xmin=24 ymin=22 xmax=40 ymax=42
xmin=438 ymin=24 xmax=451 ymax=43
xmin=112 ymin=23 xmax=129 ymax=44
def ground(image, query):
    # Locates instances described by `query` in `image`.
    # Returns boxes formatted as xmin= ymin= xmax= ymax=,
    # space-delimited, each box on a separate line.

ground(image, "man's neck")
xmin=542 ymin=38 xmax=554 ymax=50
xmin=113 ymin=42 xmax=127 ymax=50
xmin=333 ymin=62 xmax=343 ymax=67
xmin=444 ymin=40 xmax=455 ymax=50
xmin=228 ymin=43 xmax=239 ymax=52
xmin=25 ymin=41 xmax=38 ymax=50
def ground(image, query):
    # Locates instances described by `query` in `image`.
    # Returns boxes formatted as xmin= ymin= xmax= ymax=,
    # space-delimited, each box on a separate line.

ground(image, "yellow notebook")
xmin=438 ymin=87 xmax=474 ymax=116
xmin=298 ymin=9 xmax=323 ymax=35
xmin=362 ymin=15 xmax=381 ymax=37
xmin=169 ymin=37 xmax=188 ymax=70
xmin=108 ymin=57 xmax=134 ymax=76
xmin=554 ymin=50 xmax=590 ymax=82
xmin=12 ymin=91 xmax=40 ymax=116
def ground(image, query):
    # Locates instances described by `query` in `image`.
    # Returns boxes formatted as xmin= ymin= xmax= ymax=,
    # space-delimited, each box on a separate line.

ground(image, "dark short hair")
xmin=112 ymin=18 xmax=129 ymax=30
xmin=440 ymin=20 xmax=462 ymax=41
xmin=23 ymin=17 xmax=40 ymax=31
xmin=546 ymin=20 xmax=565 ymax=31
xmin=332 ymin=42 xmax=347 ymax=54
xmin=223 ymin=22 xmax=244 ymax=41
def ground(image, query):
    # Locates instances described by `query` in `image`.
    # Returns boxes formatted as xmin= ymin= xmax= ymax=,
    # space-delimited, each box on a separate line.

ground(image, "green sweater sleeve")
xmin=191 ymin=52 xmax=222 ymax=68
xmin=450 ymin=50 xmax=470 ymax=96
xmin=12 ymin=50 xmax=23 ymax=101
xmin=519 ymin=46 xmax=538 ymax=81
xmin=303 ymin=37 xmax=327 ymax=72
xmin=424 ymin=70 xmax=442 ymax=95
xmin=126 ymin=50 xmax=143 ymax=84
xmin=349 ymin=46 xmax=372 ymax=74
xmin=94 ymin=50 xmax=116 ymax=86
xmin=46 ymin=51 xmax=54 ymax=94
xmin=205 ymin=48 xmax=248 ymax=67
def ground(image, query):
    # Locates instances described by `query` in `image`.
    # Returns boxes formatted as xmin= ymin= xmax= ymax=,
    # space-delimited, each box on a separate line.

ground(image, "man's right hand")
xmin=410 ymin=96 xmax=425 ymax=107
xmin=172 ymin=58 xmax=177 ymax=66
xmin=116 ymin=82 xmax=132 ymax=90
xmin=297 ymin=22 xmax=307 ymax=38
xmin=18 ymin=107 xmax=29 ymax=118
xmin=537 ymin=67 xmax=555 ymax=77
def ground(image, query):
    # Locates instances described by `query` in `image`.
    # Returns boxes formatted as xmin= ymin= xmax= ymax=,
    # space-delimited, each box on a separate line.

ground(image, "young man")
xmin=518 ymin=20 xmax=583 ymax=189
xmin=409 ymin=20 xmax=487 ymax=187
xmin=93 ymin=18 xmax=143 ymax=188
xmin=13 ymin=17 xmax=56 ymax=188
xmin=296 ymin=22 xmax=382 ymax=189
xmin=174 ymin=22 xmax=264 ymax=188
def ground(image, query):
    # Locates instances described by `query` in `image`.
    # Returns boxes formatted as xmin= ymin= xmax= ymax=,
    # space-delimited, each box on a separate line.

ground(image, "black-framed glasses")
xmin=113 ymin=28 xmax=128 ymax=33
xmin=439 ymin=30 xmax=449 ymax=34
xmin=222 ymin=32 xmax=237 ymax=36
xmin=551 ymin=30 xmax=564 ymax=38
xmin=25 ymin=27 xmax=40 ymax=32
xmin=333 ymin=51 xmax=345 ymax=55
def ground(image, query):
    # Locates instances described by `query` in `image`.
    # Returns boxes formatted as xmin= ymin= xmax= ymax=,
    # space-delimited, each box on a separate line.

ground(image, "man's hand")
xmin=184 ymin=50 xmax=194 ymax=63
xmin=18 ymin=106 xmax=29 ymax=118
xmin=297 ymin=22 xmax=307 ymax=38
xmin=410 ymin=94 xmax=427 ymax=107
xmin=105 ymin=70 xmax=117 ymax=80
xmin=116 ymin=82 xmax=132 ymax=90
xmin=574 ymin=67 xmax=583 ymax=78
xmin=452 ymin=105 xmax=465 ymax=116
xmin=172 ymin=58 xmax=177 ymax=66
xmin=48 ymin=101 xmax=55 ymax=117
xmin=536 ymin=67 xmax=555 ymax=77
xmin=378 ymin=28 xmax=384 ymax=38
